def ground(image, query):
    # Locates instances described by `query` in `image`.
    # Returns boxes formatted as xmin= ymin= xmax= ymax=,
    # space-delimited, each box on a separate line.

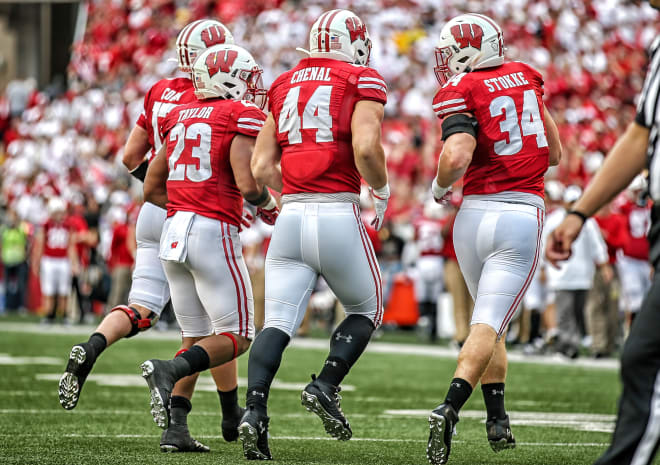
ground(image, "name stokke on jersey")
xmin=136 ymin=77 xmax=197 ymax=161
xmin=433 ymin=61 xmax=549 ymax=197
xmin=161 ymin=98 xmax=266 ymax=226
xmin=268 ymin=57 xmax=387 ymax=195
xmin=42 ymin=219 xmax=71 ymax=258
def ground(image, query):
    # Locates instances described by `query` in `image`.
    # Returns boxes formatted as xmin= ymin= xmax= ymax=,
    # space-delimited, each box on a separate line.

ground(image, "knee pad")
xmin=111 ymin=305 xmax=159 ymax=337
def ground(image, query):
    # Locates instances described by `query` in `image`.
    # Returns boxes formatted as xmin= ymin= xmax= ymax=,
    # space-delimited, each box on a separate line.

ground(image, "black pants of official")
xmin=594 ymin=270 xmax=660 ymax=465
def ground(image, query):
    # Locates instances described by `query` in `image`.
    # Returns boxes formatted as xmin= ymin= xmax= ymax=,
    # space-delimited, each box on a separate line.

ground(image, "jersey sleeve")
xmin=518 ymin=61 xmax=545 ymax=98
xmin=432 ymin=84 xmax=470 ymax=120
xmin=234 ymin=102 xmax=267 ymax=137
xmin=355 ymin=67 xmax=387 ymax=105
xmin=135 ymin=87 xmax=152 ymax=130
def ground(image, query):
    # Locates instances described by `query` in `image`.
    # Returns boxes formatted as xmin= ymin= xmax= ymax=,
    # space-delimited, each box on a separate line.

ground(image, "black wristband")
xmin=130 ymin=159 xmax=149 ymax=182
xmin=246 ymin=187 xmax=269 ymax=206
xmin=567 ymin=209 xmax=588 ymax=224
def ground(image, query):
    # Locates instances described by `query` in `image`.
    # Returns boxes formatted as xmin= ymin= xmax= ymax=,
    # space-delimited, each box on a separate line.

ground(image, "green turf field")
xmin=0 ymin=321 xmax=624 ymax=465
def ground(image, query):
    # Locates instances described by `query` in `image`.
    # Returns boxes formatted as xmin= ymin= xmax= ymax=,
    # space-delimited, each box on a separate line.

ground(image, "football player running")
xmin=238 ymin=9 xmax=388 ymax=460
xmin=425 ymin=14 xmax=562 ymax=465
xmin=140 ymin=41 xmax=277 ymax=450
xmin=58 ymin=20 xmax=246 ymax=451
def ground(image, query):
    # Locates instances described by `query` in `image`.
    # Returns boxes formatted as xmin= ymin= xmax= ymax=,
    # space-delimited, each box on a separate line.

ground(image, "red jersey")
xmin=440 ymin=213 xmax=457 ymax=260
xmin=109 ymin=223 xmax=134 ymax=268
xmin=620 ymin=201 xmax=651 ymax=260
xmin=268 ymin=57 xmax=387 ymax=195
xmin=414 ymin=217 xmax=445 ymax=256
xmin=162 ymin=98 xmax=266 ymax=226
xmin=42 ymin=219 xmax=72 ymax=258
xmin=136 ymin=77 xmax=197 ymax=161
xmin=433 ymin=61 xmax=549 ymax=197
xmin=594 ymin=213 xmax=626 ymax=265
xmin=68 ymin=214 xmax=90 ymax=266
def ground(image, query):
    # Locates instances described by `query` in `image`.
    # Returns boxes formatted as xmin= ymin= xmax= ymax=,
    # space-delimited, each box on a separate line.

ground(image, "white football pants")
xmin=454 ymin=199 xmax=544 ymax=337
xmin=264 ymin=202 xmax=382 ymax=337
xmin=161 ymin=214 xmax=254 ymax=339
xmin=414 ymin=255 xmax=444 ymax=303
xmin=40 ymin=257 xmax=71 ymax=296
xmin=128 ymin=202 xmax=170 ymax=315
xmin=617 ymin=254 xmax=652 ymax=313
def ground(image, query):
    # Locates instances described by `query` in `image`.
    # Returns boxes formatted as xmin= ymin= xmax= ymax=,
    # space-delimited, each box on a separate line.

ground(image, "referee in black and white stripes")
xmin=546 ymin=4 xmax=660 ymax=463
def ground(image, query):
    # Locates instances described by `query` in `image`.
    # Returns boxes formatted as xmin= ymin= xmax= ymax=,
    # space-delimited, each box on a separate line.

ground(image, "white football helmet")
xmin=176 ymin=19 xmax=234 ymax=73
xmin=308 ymin=9 xmax=371 ymax=65
xmin=192 ymin=44 xmax=267 ymax=109
xmin=435 ymin=13 xmax=504 ymax=85
xmin=47 ymin=197 xmax=67 ymax=215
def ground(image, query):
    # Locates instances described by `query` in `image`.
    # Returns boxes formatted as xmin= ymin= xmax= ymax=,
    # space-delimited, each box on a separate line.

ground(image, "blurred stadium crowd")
xmin=0 ymin=0 xmax=658 ymax=358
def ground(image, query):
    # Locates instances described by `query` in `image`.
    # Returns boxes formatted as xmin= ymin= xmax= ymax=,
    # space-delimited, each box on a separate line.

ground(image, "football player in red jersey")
xmin=425 ymin=14 xmax=562 ymax=465
xmin=59 ymin=20 xmax=246 ymax=452
xmin=33 ymin=197 xmax=79 ymax=323
xmin=140 ymin=42 xmax=277 ymax=449
xmin=237 ymin=9 xmax=388 ymax=460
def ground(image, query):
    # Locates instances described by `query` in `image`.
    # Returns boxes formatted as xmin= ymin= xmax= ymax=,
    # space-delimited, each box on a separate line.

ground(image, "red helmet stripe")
xmin=182 ymin=19 xmax=205 ymax=67
xmin=316 ymin=11 xmax=331 ymax=52
xmin=323 ymin=10 xmax=341 ymax=52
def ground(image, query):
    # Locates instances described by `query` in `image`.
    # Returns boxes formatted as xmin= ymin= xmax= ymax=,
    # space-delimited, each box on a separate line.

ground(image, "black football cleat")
xmin=140 ymin=359 xmax=178 ymax=429
xmin=238 ymin=406 xmax=272 ymax=460
xmin=486 ymin=415 xmax=516 ymax=452
xmin=59 ymin=343 xmax=96 ymax=410
xmin=160 ymin=424 xmax=210 ymax=453
xmin=301 ymin=374 xmax=352 ymax=440
xmin=427 ymin=403 xmax=459 ymax=465
xmin=222 ymin=406 xmax=246 ymax=442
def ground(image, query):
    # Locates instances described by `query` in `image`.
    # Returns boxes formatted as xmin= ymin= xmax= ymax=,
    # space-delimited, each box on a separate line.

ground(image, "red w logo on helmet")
xmin=345 ymin=17 xmax=366 ymax=43
xmin=205 ymin=49 xmax=238 ymax=78
xmin=450 ymin=23 xmax=483 ymax=49
xmin=201 ymin=25 xmax=226 ymax=48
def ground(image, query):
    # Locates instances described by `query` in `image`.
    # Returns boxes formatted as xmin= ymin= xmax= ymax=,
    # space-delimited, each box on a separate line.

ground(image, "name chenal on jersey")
xmin=290 ymin=66 xmax=332 ymax=84
xmin=177 ymin=106 xmax=214 ymax=122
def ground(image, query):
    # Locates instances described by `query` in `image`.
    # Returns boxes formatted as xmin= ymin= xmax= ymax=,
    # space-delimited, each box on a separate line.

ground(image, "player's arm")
xmin=432 ymin=113 xmax=477 ymax=198
xmin=250 ymin=114 xmax=283 ymax=193
xmin=352 ymin=100 xmax=387 ymax=189
xmin=232 ymin=132 xmax=279 ymax=225
xmin=544 ymin=105 xmax=562 ymax=166
xmin=123 ymin=125 xmax=151 ymax=181
xmin=352 ymin=100 xmax=390 ymax=230
xmin=67 ymin=229 xmax=80 ymax=275
xmin=32 ymin=228 xmax=44 ymax=273
xmin=546 ymin=121 xmax=649 ymax=265
xmin=143 ymin=144 xmax=169 ymax=209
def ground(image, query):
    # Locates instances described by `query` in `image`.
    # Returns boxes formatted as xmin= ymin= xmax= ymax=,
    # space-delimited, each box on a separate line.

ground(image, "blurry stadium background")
xmin=0 ymin=1 xmax=658 ymax=464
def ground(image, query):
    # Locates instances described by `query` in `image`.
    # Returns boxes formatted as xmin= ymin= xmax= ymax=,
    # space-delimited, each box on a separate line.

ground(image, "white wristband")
xmin=372 ymin=184 xmax=390 ymax=200
xmin=261 ymin=195 xmax=277 ymax=210
xmin=432 ymin=179 xmax=449 ymax=199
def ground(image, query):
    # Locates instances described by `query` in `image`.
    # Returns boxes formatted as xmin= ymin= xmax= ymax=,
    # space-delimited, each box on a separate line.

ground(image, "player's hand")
xmin=600 ymin=263 xmax=614 ymax=284
xmin=431 ymin=179 xmax=451 ymax=204
xmin=369 ymin=184 xmax=390 ymax=231
xmin=545 ymin=214 xmax=584 ymax=268
xmin=240 ymin=209 xmax=254 ymax=231
xmin=257 ymin=206 xmax=279 ymax=225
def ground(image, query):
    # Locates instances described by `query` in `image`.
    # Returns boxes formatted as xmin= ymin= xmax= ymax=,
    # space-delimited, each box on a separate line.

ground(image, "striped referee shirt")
xmin=640 ymin=35 xmax=660 ymax=266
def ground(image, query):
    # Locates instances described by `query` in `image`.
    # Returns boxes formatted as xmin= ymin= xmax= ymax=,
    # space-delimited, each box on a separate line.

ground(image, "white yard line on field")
xmin=0 ymin=322 xmax=619 ymax=370
xmin=0 ymin=432 xmax=610 ymax=447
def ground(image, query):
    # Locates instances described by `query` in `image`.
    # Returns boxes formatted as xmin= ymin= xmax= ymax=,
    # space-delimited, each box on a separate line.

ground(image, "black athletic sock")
xmin=318 ymin=314 xmax=375 ymax=386
xmin=217 ymin=386 xmax=240 ymax=417
xmin=48 ymin=299 xmax=58 ymax=320
xmin=246 ymin=328 xmax=291 ymax=415
xmin=530 ymin=311 xmax=541 ymax=341
xmin=170 ymin=395 xmax=191 ymax=427
xmin=481 ymin=383 xmax=506 ymax=420
xmin=444 ymin=377 xmax=473 ymax=412
xmin=172 ymin=345 xmax=210 ymax=378
xmin=87 ymin=332 xmax=107 ymax=358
